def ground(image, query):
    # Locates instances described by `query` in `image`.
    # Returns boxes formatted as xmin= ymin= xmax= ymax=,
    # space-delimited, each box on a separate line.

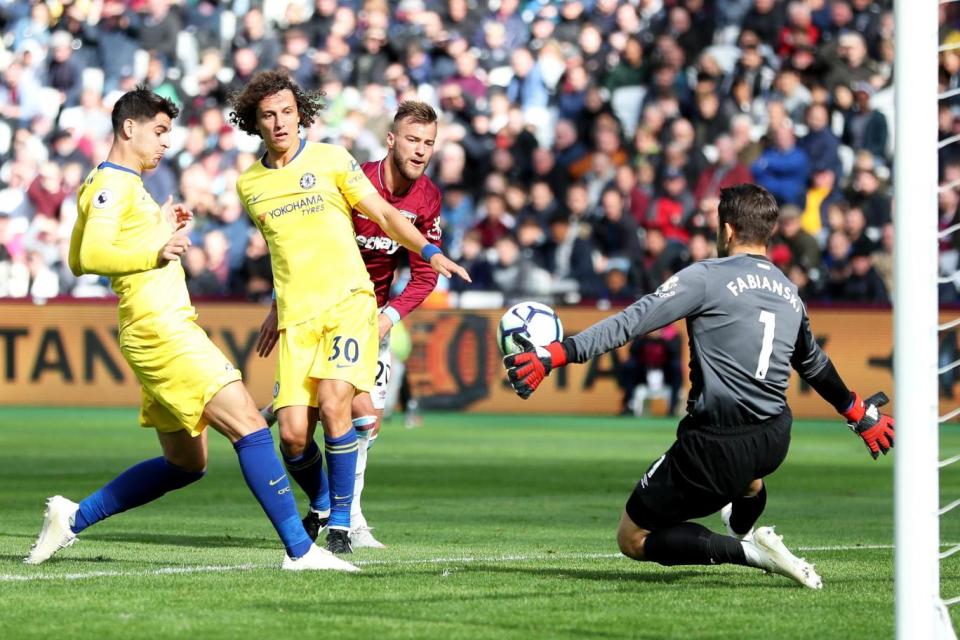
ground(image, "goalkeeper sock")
xmin=282 ymin=439 xmax=331 ymax=513
xmin=325 ymin=429 xmax=359 ymax=530
xmin=643 ymin=522 xmax=748 ymax=566
xmin=729 ymin=483 xmax=767 ymax=536
xmin=350 ymin=416 xmax=377 ymax=529
xmin=233 ymin=428 xmax=312 ymax=559
xmin=71 ymin=457 xmax=205 ymax=534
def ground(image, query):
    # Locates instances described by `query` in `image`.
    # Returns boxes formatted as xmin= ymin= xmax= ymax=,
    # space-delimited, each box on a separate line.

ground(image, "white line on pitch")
xmin=0 ymin=544 xmax=950 ymax=583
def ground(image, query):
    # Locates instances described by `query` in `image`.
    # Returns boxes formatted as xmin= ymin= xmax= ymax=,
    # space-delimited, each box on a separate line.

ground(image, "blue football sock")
xmin=234 ymin=429 xmax=313 ymax=559
xmin=324 ymin=429 xmax=359 ymax=530
xmin=282 ymin=440 xmax=331 ymax=513
xmin=71 ymin=457 xmax=205 ymax=534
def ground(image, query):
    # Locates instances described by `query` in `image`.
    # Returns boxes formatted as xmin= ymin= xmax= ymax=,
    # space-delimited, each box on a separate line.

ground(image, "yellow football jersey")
xmin=237 ymin=140 xmax=378 ymax=329
xmin=70 ymin=162 xmax=193 ymax=337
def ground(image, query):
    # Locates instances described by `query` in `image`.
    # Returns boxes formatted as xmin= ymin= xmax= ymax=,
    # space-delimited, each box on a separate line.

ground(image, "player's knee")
xmin=617 ymin=527 xmax=647 ymax=560
xmin=278 ymin=427 xmax=308 ymax=457
xmin=319 ymin=401 xmax=352 ymax=436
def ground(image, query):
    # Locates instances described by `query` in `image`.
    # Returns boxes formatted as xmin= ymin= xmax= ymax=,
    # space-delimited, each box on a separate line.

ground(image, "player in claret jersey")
xmin=504 ymin=184 xmax=895 ymax=589
xmin=231 ymin=73 xmax=468 ymax=555
xmin=258 ymin=101 xmax=443 ymax=549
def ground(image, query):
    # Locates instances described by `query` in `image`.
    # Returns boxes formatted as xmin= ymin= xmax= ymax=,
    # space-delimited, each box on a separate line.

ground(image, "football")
xmin=497 ymin=301 xmax=564 ymax=356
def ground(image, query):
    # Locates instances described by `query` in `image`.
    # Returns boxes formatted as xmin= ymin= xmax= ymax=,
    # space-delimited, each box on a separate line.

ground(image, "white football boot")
xmin=350 ymin=525 xmax=386 ymax=549
xmin=744 ymin=526 xmax=822 ymax=590
xmin=24 ymin=496 xmax=79 ymax=565
xmin=720 ymin=503 xmax=754 ymax=541
xmin=282 ymin=544 xmax=360 ymax=572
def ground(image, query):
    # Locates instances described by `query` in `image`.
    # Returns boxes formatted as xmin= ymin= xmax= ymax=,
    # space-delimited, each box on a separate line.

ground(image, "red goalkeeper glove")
xmin=843 ymin=391 xmax=895 ymax=460
xmin=503 ymin=334 xmax=568 ymax=399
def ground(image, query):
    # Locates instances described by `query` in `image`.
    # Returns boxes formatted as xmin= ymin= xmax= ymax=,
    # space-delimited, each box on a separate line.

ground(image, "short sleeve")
xmin=335 ymin=147 xmax=378 ymax=208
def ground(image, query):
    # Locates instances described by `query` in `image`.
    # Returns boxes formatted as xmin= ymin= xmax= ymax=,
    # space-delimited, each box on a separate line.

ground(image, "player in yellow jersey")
xmin=24 ymin=86 xmax=357 ymax=572
xmin=229 ymin=71 xmax=469 ymax=554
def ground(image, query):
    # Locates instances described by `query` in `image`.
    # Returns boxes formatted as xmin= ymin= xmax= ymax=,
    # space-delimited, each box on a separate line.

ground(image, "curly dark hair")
xmin=227 ymin=70 xmax=325 ymax=138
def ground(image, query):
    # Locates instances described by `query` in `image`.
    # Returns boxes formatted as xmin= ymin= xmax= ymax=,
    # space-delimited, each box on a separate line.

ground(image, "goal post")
xmin=893 ymin=0 xmax=952 ymax=637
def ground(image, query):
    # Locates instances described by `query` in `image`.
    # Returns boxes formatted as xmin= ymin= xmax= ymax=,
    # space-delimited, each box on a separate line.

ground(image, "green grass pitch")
xmin=0 ymin=407 xmax=958 ymax=639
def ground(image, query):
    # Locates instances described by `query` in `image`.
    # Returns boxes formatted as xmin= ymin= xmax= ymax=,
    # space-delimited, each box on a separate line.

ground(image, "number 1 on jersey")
xmin=755 ymin=311 xmax=776 ymax=380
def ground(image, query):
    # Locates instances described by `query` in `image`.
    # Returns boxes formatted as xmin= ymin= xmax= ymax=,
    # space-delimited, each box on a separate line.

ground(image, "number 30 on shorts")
xmin=328 ymin=336 xmax=360 ymax=364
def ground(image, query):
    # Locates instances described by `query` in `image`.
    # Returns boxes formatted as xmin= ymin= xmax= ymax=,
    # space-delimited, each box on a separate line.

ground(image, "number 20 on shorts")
xmin=328 ymin=336 xmax=360 ymax=364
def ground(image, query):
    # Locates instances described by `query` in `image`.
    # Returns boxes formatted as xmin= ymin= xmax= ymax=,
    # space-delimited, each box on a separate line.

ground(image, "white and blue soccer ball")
xmin=497 ymin=301 xmax=564 ymax=356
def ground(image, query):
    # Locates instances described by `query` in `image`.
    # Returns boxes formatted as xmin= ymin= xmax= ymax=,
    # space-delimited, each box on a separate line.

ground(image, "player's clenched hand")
xmin=429 ymin=253 xmax=471 ymax=282
xmin=502 ymin=334 xmax=568 ymax=399
xmin=843 ymin=391 xmax=895 ymax=460
xmin=160 ymin=196 xmax=193 ymax=231
xmin=256 ymin=302 xmax=279 ymax=358
xmin=157 ymin=233 xmax=190 ymax=266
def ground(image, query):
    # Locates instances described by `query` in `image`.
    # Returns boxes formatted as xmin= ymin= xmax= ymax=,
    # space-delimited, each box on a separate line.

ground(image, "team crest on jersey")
xmin=655 ymin=275 xmax=680 ymax=298
xmin=92 ymin=188 xmax=113 ymax=209
xmin=300 ymin=172 xmax=316 ymax=189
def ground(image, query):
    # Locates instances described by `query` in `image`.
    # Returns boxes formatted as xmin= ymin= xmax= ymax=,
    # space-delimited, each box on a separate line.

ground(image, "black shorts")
xmin=625 ymin=409 xmax=792 ymax=531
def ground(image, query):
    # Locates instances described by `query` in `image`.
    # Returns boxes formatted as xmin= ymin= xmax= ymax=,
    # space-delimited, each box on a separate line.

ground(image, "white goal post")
xmin=894 ymin=0 xmax=954 ymax=637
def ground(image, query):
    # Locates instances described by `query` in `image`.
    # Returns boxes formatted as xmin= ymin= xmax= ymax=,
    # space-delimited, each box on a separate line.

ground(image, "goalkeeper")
xmin=504 ymin=184 xmax=894 ymax=589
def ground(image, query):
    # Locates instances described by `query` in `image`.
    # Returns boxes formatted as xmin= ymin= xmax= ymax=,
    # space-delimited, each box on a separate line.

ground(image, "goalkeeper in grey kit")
xmin=503 ymin=184 xmax=895 ymax=589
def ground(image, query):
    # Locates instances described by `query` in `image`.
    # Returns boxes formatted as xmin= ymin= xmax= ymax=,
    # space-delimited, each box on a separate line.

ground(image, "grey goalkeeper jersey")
xmin=566 ymin=254 xmax=830 ymax=427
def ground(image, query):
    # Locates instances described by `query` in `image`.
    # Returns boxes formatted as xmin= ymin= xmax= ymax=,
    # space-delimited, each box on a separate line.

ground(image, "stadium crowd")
xmin=0 ymin=0 xmax=909 ymax=307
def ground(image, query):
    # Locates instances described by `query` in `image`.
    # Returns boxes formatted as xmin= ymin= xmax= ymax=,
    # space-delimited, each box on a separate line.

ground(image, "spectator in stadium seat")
xmin=135 ymin=0 xmax=181 ymax=65
xmin=771 ymin=67 xmax=812 ymax=123
xmin=872 ymin=222 xmax=895 ymax=295
xmin=843 ymin=82 xmax=889 ymax=161
xmin=776 ymin=205 xmax=822 ymax=276
xmin=802 ymin=162 xmax=844 ymax=237
xmin=614 ymin=165 xmax=652 ymax=227
xmin=46 ymin=31 xmax=83 ymax=109
xmin=605 ymin=36 xmax=648 ymax=92
xmin=471 ymin=193 xmax=513 ymax=249
xmin=846 ymin=164 xmax=892 ymax=230
xmin=822 ymin=230 xmax=853 ymax=300
xmin=184 ymin=246 xmax=222 ymax=298
xmin=233 ymin=8 xmax=280 ymax=70
xmin=842 ymin=242 xmax=889 ymax=303
xmin=799 ymin=103 xmax=843 ymax=179
xmin=693 ymin=135 xmax=754 ymax=202
xmin=506 ymin=48 xmax=549 ymax=112
xmin=752 ymin=123 xmax=811 ymax=206
xmin=232 ymin=230 xmax=273 ymax=301
xmin=777 ymin=1 xmax=820 ymax=58
xmin=592 ymin=187 xmax=643 ymax=267
xmin=647 ymin=168 xmax=695 ymax=244
xmin=27 ymin=163 xmax=67 ymax=220
xmin=49 ymin=129 xmax=90 ymax=173
xmin=824 ymin=31 xmax=877 ymax=90
xmin=741 ymin=0 xmax=785 ymax=45
xmin=542 ymin=212 xmax=602 ymax=299
xmin=492 ymin=234 xmax=553 ymax=301
xmin=518 ymin=180 xmax=559 ymax=226
xmin=448 ymin=230 xmax=494 ymax=294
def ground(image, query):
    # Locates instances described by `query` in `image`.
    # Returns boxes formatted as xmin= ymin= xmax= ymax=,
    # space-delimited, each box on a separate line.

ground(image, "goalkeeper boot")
xmin=350 ymin=525 xmax=386 ymax=549
xmin=326 ymin=528 xmax=353 ymax=554
xmin=282 ymin=544 xmax=359 ymax=572
xmin=302 ymin=509 xmax=329 ymax=542
xmin=745 ymin=526 xmax=822 ymax=590
xmin=720 ymin=503 xmax=754 ymax=541
xmin=24 ymin=496 xmax=79 ymax=565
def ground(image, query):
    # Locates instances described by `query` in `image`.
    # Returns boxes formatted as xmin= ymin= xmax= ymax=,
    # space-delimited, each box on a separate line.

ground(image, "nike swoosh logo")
xmin=249 ymin=193 xmax=264 ymax=204
xmin=268 ymin=475 xmax=287 ymax=486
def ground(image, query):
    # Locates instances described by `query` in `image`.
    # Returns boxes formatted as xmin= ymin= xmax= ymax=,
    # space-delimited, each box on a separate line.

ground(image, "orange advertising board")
xmin=0 ymin=301 xmax=942 ymax=420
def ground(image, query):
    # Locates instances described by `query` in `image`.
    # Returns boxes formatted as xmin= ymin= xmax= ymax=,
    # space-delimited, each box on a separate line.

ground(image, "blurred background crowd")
xmin=0 ymin=0 xmax=916 ymax=309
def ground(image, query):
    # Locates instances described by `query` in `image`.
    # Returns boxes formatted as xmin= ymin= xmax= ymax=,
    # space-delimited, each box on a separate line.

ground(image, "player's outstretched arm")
xmin=793 ymin=315 xmax=894 ymax=459
xmin=354 ymin=194 xmax=471 ymax=283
